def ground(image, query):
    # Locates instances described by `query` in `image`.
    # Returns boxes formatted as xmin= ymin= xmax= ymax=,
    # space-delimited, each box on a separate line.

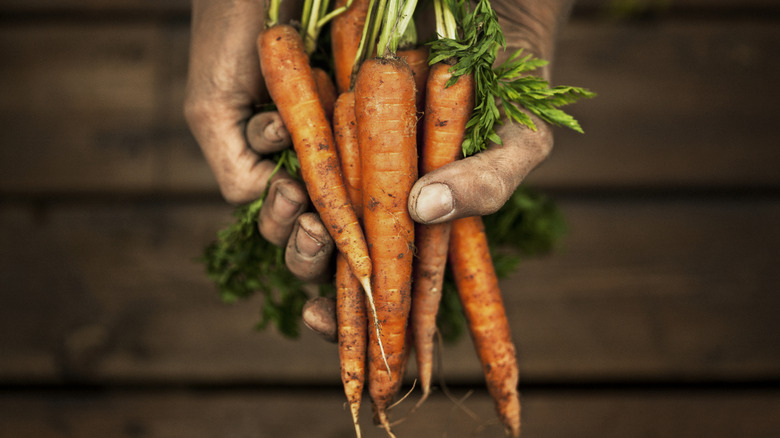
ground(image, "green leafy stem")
xmin=428 ymin=0 xmax=596 ymax=156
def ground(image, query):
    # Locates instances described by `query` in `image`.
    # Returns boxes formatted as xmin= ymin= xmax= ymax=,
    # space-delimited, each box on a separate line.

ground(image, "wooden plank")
xmin=1 ymin=197 xmax=778 ymax=383
xmin=1 ymin=389 xmax=778 ymax=438
xmin=2 ymin=0 xmax=779 ymax=15
xmin=2 ymin=20 xmax=779 ymax=194
xmin=0 ymin=21 xmax=216 ymax=195
xmin=0 ymin=0 xmax=190 ymax=15
xmin=528 ymin=20 xmax=780 ymax=189
xmin=574 ymin=0 xmax=780 ymax=13
xmin=0 ymin=23 xmax=173 ymax=193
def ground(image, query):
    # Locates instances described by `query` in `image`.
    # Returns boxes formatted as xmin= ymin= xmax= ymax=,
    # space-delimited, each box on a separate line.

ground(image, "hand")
xmin=184 ymin=0 xmax=334 ymax=282
xmin=301 ymin=0 xmax=573 ymax=340
xmin=404 ymin=0 xmax=569 ymax=224
xmin=408 ymin=118 xmax=553 ymax=224
xmin=302 ymin=119 xmax=553 ymax=342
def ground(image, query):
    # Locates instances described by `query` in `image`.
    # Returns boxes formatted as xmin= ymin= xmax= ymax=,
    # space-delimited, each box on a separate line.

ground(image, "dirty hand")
xmin=303 ymin=119 xmax=554 ymax=342
xmin=184 ymin=0 xmax=333 ymax=282
xmin=300 ymin=0 xmax=571 ymax=340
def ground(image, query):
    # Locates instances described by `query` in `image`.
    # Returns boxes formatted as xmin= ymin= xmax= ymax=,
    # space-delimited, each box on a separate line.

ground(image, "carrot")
xmin=333 ymin=90 xmax=366 ymax=438
xmin=331 ymin=0 xmax=370 ymax=92
xmin=449 ymin=216 xmax=521 ymax=437
xmin=398 ymin=46 xmax=429 ymax=116
xmin=257 ymin=24 xmax=377 ymax=313
xmin=334 ymin=91 xmax=362 ymax=214
xmin=313 ymin=67 xmax=337 ymax=121
xmin=355 ymin=55 xmax=418 ymax=432
xmin=412 ymin=60 xmax=475 ymax=402
xmin=336 ymin=253 xmax=366 ymax=437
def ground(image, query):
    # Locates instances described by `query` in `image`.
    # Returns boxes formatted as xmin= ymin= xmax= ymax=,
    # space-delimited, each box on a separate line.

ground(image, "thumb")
xmin=408 ymin=121 xmax=553 ymax=224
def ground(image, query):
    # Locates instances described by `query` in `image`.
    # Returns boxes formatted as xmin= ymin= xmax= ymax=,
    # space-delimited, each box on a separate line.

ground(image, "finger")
xmin=302 ymin=296 xmax=337 ymax=343
xmin=285 ymin=213 xmax=335 ymax=282
xmin=408 ymin=121 xmax=553 ymax=224
xmin=258 ymin=178 xmax=308 ymax=247
xmin=185 ymin=98 xmax=286 ymax=204
xmin=246 ymin=111 xmax=292 ymax=155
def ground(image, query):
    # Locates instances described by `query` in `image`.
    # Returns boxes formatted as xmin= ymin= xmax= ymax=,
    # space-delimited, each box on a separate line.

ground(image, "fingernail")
xmin=296 ymin=225 xmax=324 ymax=258
xmin=264 ymin=120 xmax=284 ymax=142
xmin=273 ymin=183 xmax=301 ymax=219
xmin=415 ymin=183 xmax=453 ymax=222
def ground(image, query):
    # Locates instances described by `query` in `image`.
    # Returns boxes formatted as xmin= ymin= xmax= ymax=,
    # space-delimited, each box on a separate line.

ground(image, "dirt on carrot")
xmin=412 ymin=61 xmax=475 ymax=401
xmin=355 ymin=55 xmax=418 ymax=430
xmin=331 ymin=0 xmax=370 ymax=92
xmin=449 ymin=215 xmax=521 ymax=437
xmin=257 ymin=23 xmax=374 ymax=300
xmin=313 ymin=67 xmax=337 ymax=120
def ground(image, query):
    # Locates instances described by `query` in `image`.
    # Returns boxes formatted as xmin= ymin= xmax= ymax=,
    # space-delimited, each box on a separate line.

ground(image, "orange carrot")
xmin=336 ymin=254 xmax=366 ymax=437
xmin=412 ymin=61 xmax=475 ymax=401
xmin=355 ymin=56 xmax=418 ymax=430
xmin=449 ymin=216 xmax=521 ymax=437
xmin=334 ymin=89 xmax=366 ymax=438
xmin=313 ymin=67 xmax=337 ymax=121
xmin=334 ymin=91 xmax=362 ymax=214
xmin=331 ymin=0 xmax=370 ymax=93
xmin=398 ymin=46 xmax=429 ymax=116
xmin=257 ymin=24 xmax=374 ymax=302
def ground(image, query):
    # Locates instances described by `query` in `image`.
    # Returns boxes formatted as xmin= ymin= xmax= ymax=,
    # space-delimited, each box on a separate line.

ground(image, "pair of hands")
xmin=184 ymin=0 xmax=557 ymax=336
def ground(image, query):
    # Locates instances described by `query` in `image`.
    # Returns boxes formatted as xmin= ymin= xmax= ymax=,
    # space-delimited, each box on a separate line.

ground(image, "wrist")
xmin=491 ymin=0 xmax=574 ymax=80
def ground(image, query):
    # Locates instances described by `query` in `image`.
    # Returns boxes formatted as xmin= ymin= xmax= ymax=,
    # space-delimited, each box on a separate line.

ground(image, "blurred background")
xmin=1 ymin=0 xmax=779 ymax=437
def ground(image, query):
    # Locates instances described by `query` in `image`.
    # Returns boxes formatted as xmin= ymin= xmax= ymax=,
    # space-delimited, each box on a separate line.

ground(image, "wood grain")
xmin=1 ymin=198 xmax=777 ymax=383
xmin=2 ymin=21 xmax=779 ymax=194
xmin=529 ymin=20 xmax=780 ymax=189
xmin=1 ymin=2 xmax=779 ymax=435
xmin=0 ymin=22 xmax=207 ymax=195
xmin=2 ymin=0 xmax=779 ymax=14
xmin=1 ymin=389 xmax=778 ymax=438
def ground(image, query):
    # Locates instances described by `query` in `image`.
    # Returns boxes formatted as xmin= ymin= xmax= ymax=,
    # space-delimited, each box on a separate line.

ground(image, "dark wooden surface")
xmin=1 ymin=1 xmax=779 ymax=437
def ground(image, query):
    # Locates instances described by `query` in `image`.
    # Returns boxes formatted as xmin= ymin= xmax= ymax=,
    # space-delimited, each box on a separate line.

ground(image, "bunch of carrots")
xmin=203 ymin=0 xmax=593 ymax=436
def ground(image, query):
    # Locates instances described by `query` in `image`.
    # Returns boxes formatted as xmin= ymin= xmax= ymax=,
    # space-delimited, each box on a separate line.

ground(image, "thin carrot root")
xmin=258 ymin=25 xmax=385 ymax=367
xmin=376 ymin=410 xmax=398 ymax=438
xmin=337 ymin=253 xmax=367 ymax=438
xmin=412 ymin=61 xmax=475 ymax=404
xmin=449 ymin=216 xmax=521 ymax=437
xmin=350 ymin=406 xmax=362 ymax=438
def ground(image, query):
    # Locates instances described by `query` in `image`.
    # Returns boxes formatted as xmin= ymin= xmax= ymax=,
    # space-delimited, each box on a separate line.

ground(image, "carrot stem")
xmin=319 ymin=0 xmax=354 ymax=25
xmin=266 ymin=0 xmax=282 ymax=27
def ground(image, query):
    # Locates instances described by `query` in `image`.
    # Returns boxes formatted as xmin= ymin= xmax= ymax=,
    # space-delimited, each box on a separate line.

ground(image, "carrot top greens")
xmin=429 ymin=0 xmax=595 ymax=156
xmin=200 ymin=152 xmax=309 ymax=338
xmin=200 ymin=0 xmax=583 ymax=339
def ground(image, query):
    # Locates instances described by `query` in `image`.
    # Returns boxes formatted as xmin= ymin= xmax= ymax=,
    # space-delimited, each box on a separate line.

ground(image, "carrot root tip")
xmin=350 ymin=402 xmax=362 ymax=438
xmin=413 ymin=387 xmax=430 ymax=412
xmin=377 ymin=410 xmax=397 ymax=438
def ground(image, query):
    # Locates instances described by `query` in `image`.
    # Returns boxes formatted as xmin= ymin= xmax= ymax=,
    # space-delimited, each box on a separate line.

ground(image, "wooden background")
xmin=1 ymin=0 xmax=779 ymax=436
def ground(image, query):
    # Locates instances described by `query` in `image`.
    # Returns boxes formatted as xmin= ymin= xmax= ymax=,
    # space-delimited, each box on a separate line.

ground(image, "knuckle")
xmin=529 ymin=124 xmax=554 ymax=161
xmin=461 ymin=154 xmax=514 ymax=216
xmin=182 ymin=93 xmax=209 ymax=127
xmin=218 ymin=175 xmax=254 ymax=205
xmin=476 ymin=164 xmax=512 ymax=214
